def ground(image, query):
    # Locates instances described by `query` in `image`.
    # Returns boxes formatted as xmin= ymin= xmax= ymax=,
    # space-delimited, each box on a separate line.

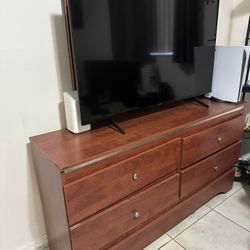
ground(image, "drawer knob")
xmin=133 ymin=172 xmax=140 ymax=181
xmin=214 ymin=166 xmax=219 ymax=172
xmin=217 ymin=137 xmax=222 ymax=143
xmin=133 ymin=211 xmax=140 ymax=220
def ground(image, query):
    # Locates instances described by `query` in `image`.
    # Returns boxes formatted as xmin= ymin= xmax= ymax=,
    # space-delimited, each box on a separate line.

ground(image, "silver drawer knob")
xmin=133 ymin=172 xmax=140 ymax=181
xmin=214 ymin=166 xmax=219 ymax=172
xmin=133 ymin=211 xmax=140 ymax=220
xmin=217 ymin=137 xmax=222 ymax=143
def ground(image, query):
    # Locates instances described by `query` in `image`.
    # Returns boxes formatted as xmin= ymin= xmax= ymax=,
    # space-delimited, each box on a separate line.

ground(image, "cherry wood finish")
xmin=181 ymin=142 xmax=241 ymax=198
xmin=70 ymin=174 xmax=179 ymax=250
xmin=63 ymin=104 xmax=242 ymax=185
xmin=30 ymin=99 xmax=243 ymax=171
xmin=29 ymin=99 xmax=244 ymax=250
xmin=182 ymin=115 xmax=243 ymax=168
xmin=31 ymin=144 xmax=71 ymax=250
xmin=110 ymin=169 xmax=234 ymax=250
xmin=64 ymin=139 xmax=181 ymax=226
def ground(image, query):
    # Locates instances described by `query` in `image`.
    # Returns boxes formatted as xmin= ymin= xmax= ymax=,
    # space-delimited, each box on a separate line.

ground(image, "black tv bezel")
xmin=63 ymin=0 xmax=220 ymax=126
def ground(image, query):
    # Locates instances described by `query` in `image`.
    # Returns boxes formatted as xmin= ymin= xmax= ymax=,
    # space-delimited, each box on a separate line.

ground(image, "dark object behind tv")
xmin=63 ymin=0 xmax=219 ymax=125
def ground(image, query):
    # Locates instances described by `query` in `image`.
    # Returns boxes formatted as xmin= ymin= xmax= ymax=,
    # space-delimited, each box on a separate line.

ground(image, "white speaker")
xmin=63 ymin=91 xmax=91 ymax=134
xmin=209 ymin=46 xmax=250 ymax=102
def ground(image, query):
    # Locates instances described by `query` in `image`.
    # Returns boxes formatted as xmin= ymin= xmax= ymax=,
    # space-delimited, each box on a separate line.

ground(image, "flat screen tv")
xmin=64 ymin=0 xmax=219 ymax=125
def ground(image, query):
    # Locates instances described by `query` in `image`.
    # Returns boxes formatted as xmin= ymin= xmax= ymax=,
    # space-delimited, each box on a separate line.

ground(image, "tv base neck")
xmin=192 ymin=97 xmax=209 ymax=108
xmin=108 ymin=119 xmax=126 ymax=135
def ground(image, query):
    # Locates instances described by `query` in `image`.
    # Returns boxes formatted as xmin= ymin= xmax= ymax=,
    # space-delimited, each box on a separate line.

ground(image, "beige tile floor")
xmin=144 ymin=181 xmax=250 ymax=250
xmin=45 ymin=182 xmax=250 ymax=250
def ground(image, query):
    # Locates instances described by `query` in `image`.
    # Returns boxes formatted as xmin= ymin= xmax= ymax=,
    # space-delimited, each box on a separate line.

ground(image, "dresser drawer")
xmin=70 ymin=174 xmax=179 ymax=250
xmin=182 ymin=116 xmax=243 ymax=168
xmin=181 ymin=142 xmax=240 ymax=198
xmin=64 ymin=139 xmax=181 ymax=226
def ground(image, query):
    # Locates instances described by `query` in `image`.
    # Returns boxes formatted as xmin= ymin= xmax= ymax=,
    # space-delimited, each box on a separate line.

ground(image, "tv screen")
xmin=65 ymin=0 xmax=219 ymax=125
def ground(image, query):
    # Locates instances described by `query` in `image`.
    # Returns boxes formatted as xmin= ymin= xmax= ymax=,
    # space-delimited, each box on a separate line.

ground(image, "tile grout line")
xmin=156 ymin=237 xmax=172 ymax=250
xmin=206 ymin=185 xmax=243 ymax=210
xmin=209 ymin=184 xmax=250 ymax=233
xmin=166 ymin=207 xmax=213 ymax=240
xmin=157 ymin=238 xmax=187 ymax=250
xmin=173 ymin=239 xmax=187 ymax=250
xmin=213 ymin=210 xmax=250 ymax=233
xmin=165 ymin=232 xmax=173 ymax=240
xmin=157 ymin=243 xmax=168 ymax=250
xmin=157 ymin=184 xmax=246 ymax=250
xmin=225 ymin=184 xmax=243 ymax=197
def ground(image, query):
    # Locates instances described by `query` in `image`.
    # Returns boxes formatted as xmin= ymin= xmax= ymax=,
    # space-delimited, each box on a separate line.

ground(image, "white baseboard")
xmin=16 ymin=235 xmax=49 ymax=250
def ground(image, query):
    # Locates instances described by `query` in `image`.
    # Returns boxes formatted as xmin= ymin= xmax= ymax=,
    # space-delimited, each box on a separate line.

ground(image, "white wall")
xmin=217 ymin=0 xmax=250 ymax=155
xmin=228 ymin=0 xmax=250 ymax=155
xmin=216 ymin=0 xmax=249 ymax=46
xmin=0 ymin=0 xmax=71 ymax=249
xmin=230 ymin=0 xmax=250 ymax=115
xmin=218 ymin=0 xmax=250 ymax=113
xmin=216 ymin=0 xmax=234 ymax=45
xmin=230 ymin=0 xmax=250 ymax=45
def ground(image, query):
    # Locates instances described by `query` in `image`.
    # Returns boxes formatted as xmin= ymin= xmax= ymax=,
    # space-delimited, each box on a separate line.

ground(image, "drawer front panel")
xmin=182 ymin=116 xmax=243 ymax=168
xmin=70 ymin=174 xmax=180 ymax=250
xmin=181 ymin=142 xmax=240 ymax=198
xmin=64 ymin=139 xmax=181 ymax=226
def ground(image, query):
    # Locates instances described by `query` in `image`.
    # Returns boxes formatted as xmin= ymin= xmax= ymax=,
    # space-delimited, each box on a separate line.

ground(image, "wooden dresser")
xmin=30 ymin=99 xmax=244 ymax=250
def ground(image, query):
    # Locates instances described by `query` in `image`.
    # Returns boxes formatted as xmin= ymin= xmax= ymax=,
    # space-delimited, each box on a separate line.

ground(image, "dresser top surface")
xmin=30 ymin=99 xmax=244 ymax=171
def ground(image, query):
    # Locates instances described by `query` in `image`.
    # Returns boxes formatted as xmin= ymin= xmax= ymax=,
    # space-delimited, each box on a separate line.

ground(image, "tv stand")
xmin=108 ymin=119 xmax=126 ymax=135
xmin=30 ymin=99 xmax=244 ymax=250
